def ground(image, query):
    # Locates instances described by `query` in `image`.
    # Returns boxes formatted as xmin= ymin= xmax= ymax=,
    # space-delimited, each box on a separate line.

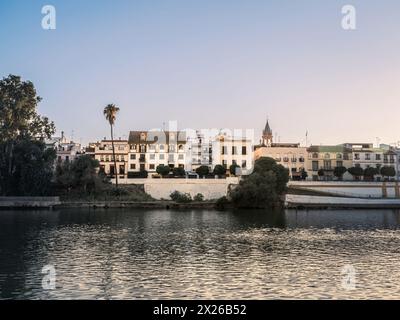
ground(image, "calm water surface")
xmin=1 ymin=208 xmax=400 ymax=299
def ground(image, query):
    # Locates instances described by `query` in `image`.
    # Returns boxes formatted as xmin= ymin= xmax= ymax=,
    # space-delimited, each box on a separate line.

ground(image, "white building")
xmin=186 ymin=130 xmax=213 ymax=171
xmin=46 ymin=131 xmax=82 ymax=163
xmin=127 ymin=130 xmax=186 ymax=176
xmin=212 ymin=133 xmax=253 ymax=175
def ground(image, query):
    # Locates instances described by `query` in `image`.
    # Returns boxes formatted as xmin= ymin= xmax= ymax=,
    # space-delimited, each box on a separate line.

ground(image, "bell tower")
xmin=262 ymin=119 xmax=273 ymax=147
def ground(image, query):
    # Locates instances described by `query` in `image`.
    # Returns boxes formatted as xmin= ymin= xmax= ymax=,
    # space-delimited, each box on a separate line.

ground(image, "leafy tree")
xmin=348 ymin=167 xmax=364 ymax=180
xmin=196 ymin=165 xmax=210 ymax=177
xmin=103 ymin=104 xmax=120 ymax=188
xmin=173 ymin=166 xmax=185 ymax=177
xmin=229 ymin=157 xmax=289 ymax=208
xmin=229 ymin=164 xmax=240 ymax=176
xmin=193 ymin=193 xmax=204 ymax=201
xmin=253 ymin=157 xmax=289 ymax=194
xmin=380 ymin=166 xmax=396 ymax=179
xmin=156 ymin=164 xmax=170 ymax=177
xmin=317 ymin=169 xmax=325 ymax=180
xmin=213 ymin=164 xmax=226 ymax=177
xmin=170 ymin=191 xmax=192 ymax=203
xmin=0 ymin=75 xmax=55 ymax=195
xmin=334 ymin=166 xmax=347 ymax=180
xmin=55 ymin=155 xmax=102 ymax=193
xmin=300 ymin=168 xmax=308 ymax=180
xmin=363 ymin=167 xmax=378 ymax=181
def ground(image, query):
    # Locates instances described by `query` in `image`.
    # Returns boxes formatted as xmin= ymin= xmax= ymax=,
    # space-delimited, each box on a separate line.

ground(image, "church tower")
xmin=262 ymin=119 xmax=273 ymax=146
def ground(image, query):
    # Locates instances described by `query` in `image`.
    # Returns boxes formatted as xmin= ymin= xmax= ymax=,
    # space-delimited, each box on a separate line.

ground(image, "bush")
xmin=170 ymin=191 xmax=192 ymax=203
xmin=196 ymin=165 xmax=210 ymax=177
xmin=213 ymin=165 xmax=226 ymax=177
xmin=381 ymin=166 xmax=396 ymax=179
xmin=229 ymin=164 xmax=240 ymax=176
xmin=215 ymin=196 xmax=229 ymax=211
xmin=333 ymin=166 xmax=347 ymax=180
xmin=173 ymin=167 xmax=185 ymax=177
xmin=156 ymin=164 xmax=171 ymax=177
xmin=193 ymin=193 xmax=204 ymax=202
xmin=348 ymin=167 xmax=364 ymax=180
xmin=229 ymin=157 xmax=289 ymax=209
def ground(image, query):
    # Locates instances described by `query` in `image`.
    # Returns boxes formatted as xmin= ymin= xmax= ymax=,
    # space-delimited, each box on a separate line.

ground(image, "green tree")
xmin=317 ymin=169 xmax=325 ymax=180
xmin=0 ymin=75 xmax=56 ymax=195
xmin=229 ymin=164 xmax=240 ymax=176
xmin=156 ymin=164 xmax=171 ymax=177
xmin=173 ymin=166 xmax=185 ymax=177
xmin=196 ymin=165 xmax=210 ymax=177
xmin=300 ymin=168 xmax=308 ymax=180
xmin=103 ymin=103 xmax=120 ymax=188
xmin=229 ymin=157 xmax=289 ymax=209
xmin=363 ymin=167 xmax=378 ymax=181
xmin=380 ymin=166 xmax=396 ymax=180
xmin=333 ymin=166 xmax=347 ymax=180
xmin=252 ymin=157 xmax=289 ymax=194
xmin=55 ymin=155 xmax=102 ymax=193
xmin=213 ymin=164 xmax=226 ymax=177
xmin=348 ymin=166 xmax=364 ymax=180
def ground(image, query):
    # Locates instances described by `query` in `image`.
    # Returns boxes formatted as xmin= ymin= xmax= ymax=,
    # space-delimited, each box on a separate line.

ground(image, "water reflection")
xmin=1 ymin=208 xmax=400 ymax=299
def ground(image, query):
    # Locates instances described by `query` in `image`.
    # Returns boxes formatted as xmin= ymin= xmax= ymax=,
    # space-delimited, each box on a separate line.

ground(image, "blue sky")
xmin=1 ymin=0 xmax=400 ymax=145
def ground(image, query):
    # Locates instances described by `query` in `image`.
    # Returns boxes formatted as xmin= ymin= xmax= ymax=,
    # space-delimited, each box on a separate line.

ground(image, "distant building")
xmin=127 ymin=130 xmax=186 ymax=176
xmin=254 ymin=120 xmax=307 ymax=180
xmin=344 ymin=143 xmax=398 ymax=181
xmin=94 ymin=139 xmax=129 ymax=179
xmin=46 ymin=131 xmax=82 ymax=163
xmin=307 ymin=145 xmax=353 ymax=181
xmin=186 ymin=131 xmax=213 ymax=171
xmin=212 ymin=133 xmax=253 ymax=175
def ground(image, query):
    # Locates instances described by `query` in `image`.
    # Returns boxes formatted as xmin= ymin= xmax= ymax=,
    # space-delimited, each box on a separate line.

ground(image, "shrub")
xmin=156 ymin=164 xmax=171 ymax=177
xmin=173 ymin=167 xmax=185 ymax=177
xmin=229 ymin=164 xmax=240 ymax=176
xmin=215 ymin=196 xmax=229 ymax=211
xmin=213 ymin=165 xmax=226 ymax=177
xmin=193 ymin=193 xmax=204 ymax=202
xmin=195 ymin=165 xmax=210 ymax=177
xmin=170 ymin=191 xmax=192 ymax=203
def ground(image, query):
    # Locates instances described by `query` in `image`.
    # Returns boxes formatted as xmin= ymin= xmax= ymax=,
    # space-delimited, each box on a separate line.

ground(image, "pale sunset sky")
xmin=1 ymin=0 xmax=400 ymax=146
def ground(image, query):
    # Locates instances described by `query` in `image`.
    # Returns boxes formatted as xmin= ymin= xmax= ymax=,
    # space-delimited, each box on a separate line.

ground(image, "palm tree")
xmin=103 ymin=104 xmax=120 ymax=188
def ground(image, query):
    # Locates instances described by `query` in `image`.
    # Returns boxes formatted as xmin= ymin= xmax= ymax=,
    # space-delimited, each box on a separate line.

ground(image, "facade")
xmin=94 ymin=140 xmax=129 ymax=178
xmin=212 ymin=134 xmax=253 ymax=175
xmin=345 ymin=143 xmax=398 ymax=180
xmin=127 ymin=130 xmax=186 ymax=176
xmin=186 ymin=131 xmax=213 ymax=171
xmin=46 ymin=131 xmax=82 ymax=163
xmin=307 ymin=145 xmax=353 ymax=181
xmin=254 ymin=120 xmax=307 ymax=180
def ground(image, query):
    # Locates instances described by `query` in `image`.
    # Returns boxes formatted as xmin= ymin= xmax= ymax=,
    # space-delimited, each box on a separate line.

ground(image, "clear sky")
xmin=1 ymin=0 xmax=400 ymax=146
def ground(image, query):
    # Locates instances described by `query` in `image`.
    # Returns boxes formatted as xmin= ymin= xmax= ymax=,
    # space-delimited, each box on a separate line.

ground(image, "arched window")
xmin=324 ymin=153 xmax=330 ymax=159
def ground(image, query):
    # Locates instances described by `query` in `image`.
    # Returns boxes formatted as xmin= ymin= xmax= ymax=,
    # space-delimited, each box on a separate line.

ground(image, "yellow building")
xmin=307 ymin=145 xmax=353 ymax=181
xmin=94 ymin=139 xmax=129 ymax=179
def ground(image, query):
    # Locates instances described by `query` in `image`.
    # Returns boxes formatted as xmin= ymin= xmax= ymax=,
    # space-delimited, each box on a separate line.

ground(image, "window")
xmin=232 ymin=146 xmax=237 ymax=155
xmin=149 ymin=144 xmax=155 ymax=151
xmin=323 ymin=160 xmax=332 ymax=170
xmin=159 ymin=154 xmax=165 ymax=160
xmin=336 ymin=153 xmax=342 ymax=159
xmin=106 ymin=156 xmax=109 ymax=162
xmin=232 ymin=160 xmax=237 ymax=166
xmin=140 ymin=145 xmax=146 ymax=153
xmin=149 ymin=164 xmax=155 ymax=170
xmin=324 ymin=153 xmax=330 ymax=159
xmin=337 ymin=161 xmax=343 ymax=167
xmin=312 ymin=161 xmax=319 ymax=171
xmin=242 ymin=160 xmax=247 ymax=168
xmin=178 ymin=144 xmax=184 ymax=151
xmin=130 ymin=154 xmax=136 ymax=160
xmin=150 ymin=154 xmax=155 ymax=160
xmin=118 ymin=145 xmax=124 ymax=151
xmin=354 ymin=153 xmax=360 ymax=160
xmin=130 ymin=164 xmax=136 ymax=170
xmin=222 ymin=160 xmax=228 ymax=168
xmin=242 ymin=146 xmax=247 ymax=155
xmin=222 ymin=146 xmax=228 ymax=155
xmin=169 ymin=145 xmax=175 ymax=152
xmin=168 ymin=154 xmax=174 ymax=162
xmin=159 ymin=144 xmax=165 ymax=151
xmin=178 ymin=154 xmax=184 ymax=160
xmin=312 ymin=153 xmax=318 ymax=159
xmin=365 ymin=154 xmax=371 ymax=160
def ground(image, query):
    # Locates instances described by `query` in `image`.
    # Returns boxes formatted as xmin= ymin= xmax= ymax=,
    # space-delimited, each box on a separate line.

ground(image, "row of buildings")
xmin=47 ymin=121 xmax=400 ymax=181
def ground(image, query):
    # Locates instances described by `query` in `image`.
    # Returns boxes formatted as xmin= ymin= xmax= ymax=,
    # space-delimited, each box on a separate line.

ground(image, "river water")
xmin=1 ymin=208 xmax=400 ymax=299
